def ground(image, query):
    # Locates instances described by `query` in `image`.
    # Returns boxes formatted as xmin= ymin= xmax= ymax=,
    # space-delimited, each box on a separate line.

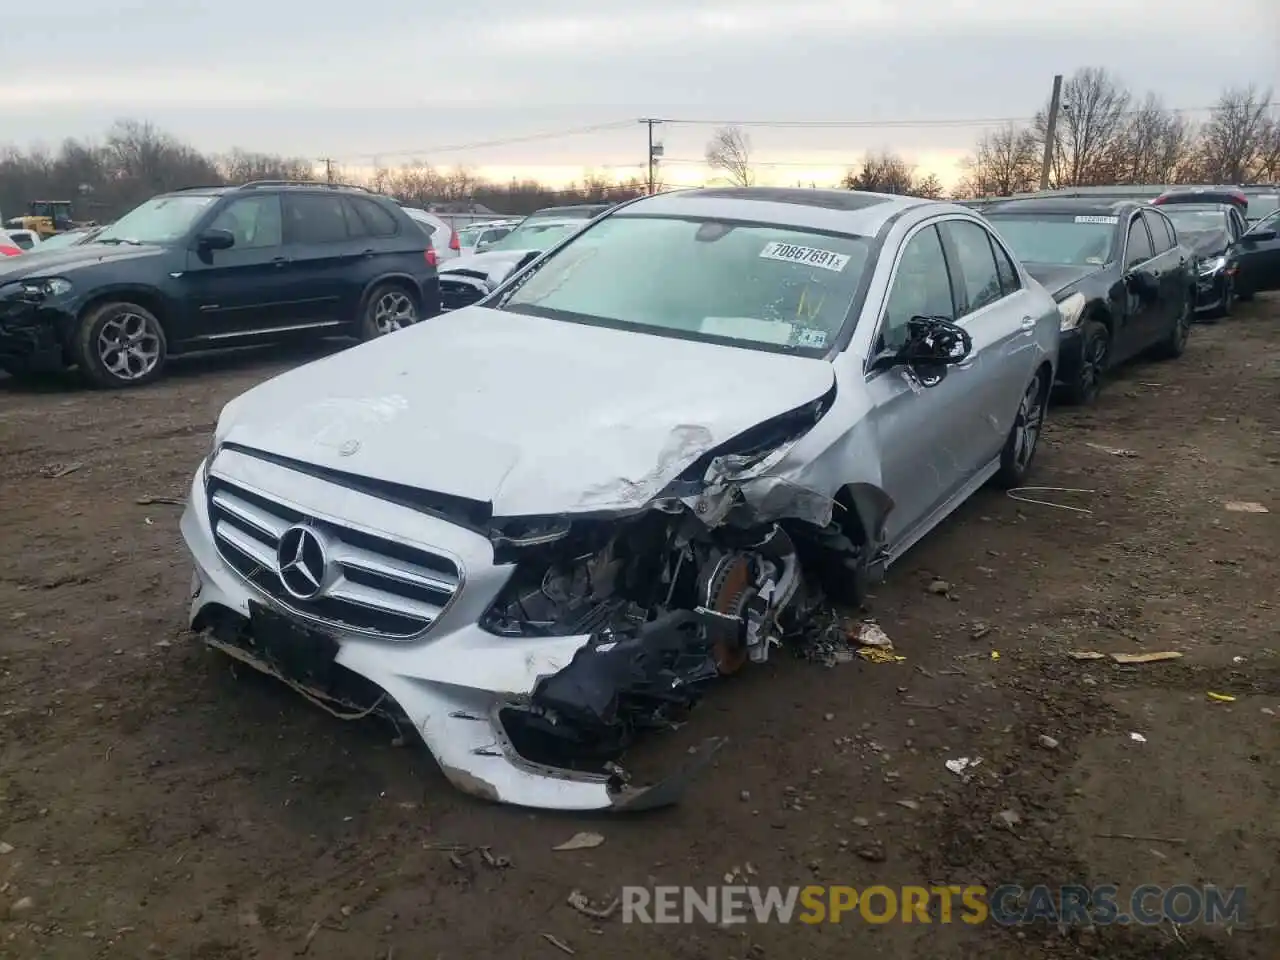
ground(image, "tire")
xmin=72 ymin=301 xmax=168 ymax=389
xmin=1211 ymin=276 xmax=1235 ymax=319
xmin=993 ymin=368 xmax=1049 ymax=489
xmin=1153 ymin=288 xmax=1192 ymax=360
xmin=358 ymin=282 xmax=420 ymax=341
xmin=1060 ymin=320 xmax=1108 ymax=406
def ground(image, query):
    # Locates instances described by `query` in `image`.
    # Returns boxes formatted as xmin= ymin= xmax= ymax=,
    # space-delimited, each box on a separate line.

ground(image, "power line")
xmin=663 ymin=157 xmax=853 ymax=167
xmin=646 ymin=102 xmax=1274 ymax=129
xmin=334 ymin=120 xmax=637 ymax=162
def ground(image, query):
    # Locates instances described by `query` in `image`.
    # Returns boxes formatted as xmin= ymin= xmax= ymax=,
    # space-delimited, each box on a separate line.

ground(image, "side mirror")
xmin=1244 ymin=228 xmax=1277 ymax=243
xmin=871 ymin=316 xmax=973 ymax=379
xmin=196 ymin=228 xmax=235 ymax=251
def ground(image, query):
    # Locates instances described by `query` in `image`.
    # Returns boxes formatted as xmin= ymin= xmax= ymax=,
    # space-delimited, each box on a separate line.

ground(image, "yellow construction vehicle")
xmin=5 ymin=200 xmax=80 ymax=238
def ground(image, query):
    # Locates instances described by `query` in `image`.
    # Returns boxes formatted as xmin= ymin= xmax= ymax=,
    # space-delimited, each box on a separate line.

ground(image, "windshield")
xmin=38 ymin=229 xmax=95 ymax=251
xmin=498 ymin=214 xmax=871 ymax=355
xmin=1161 ymin=206 xmax=1229 ymax=234
xmin=457 ymin=226 xmax=486 ymax=246
xmin=486 ymin=221 xmax=581 ymax=252
xmin=986 ymin=214 xmax=1116 ymax=266
xmin=96 ymin=194 xmax=216 ymax=245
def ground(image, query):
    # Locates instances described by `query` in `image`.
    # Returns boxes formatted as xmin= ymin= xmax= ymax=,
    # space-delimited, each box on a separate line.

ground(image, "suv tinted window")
xmin=9 ymin=233 xmax=33 ymax=250
xmin=350 ymin=197 xmax=399 ymax=237
xmin=1143 ymin=211 xmax=1173 ymax=254
xmin=1126 ymin=217 xmax=1153 ymax=267
xmin=881 ymin=225 xmax=953 ymax=352
xmin=208 ymin=195 xmax=282 ymax=249
xmin=284 ymin=194 xmax=350 ymax=244
xmin=942 ymin=219 xmax=1004 ymax=314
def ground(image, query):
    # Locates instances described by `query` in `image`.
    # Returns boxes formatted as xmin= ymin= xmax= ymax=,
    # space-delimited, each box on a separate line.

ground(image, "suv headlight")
xmin=1197 ymin=255 xmax=1227 ymax=276
xmin=1056 ymin=292 xmax=1087 ymax=332
xmin=0 ymin=277 xmax=72 ymax=299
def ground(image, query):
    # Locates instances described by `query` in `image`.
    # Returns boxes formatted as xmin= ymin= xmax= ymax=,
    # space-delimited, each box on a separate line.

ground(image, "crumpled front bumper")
xmin=180 ymin=449 xmax=721 ymax=811
xmin=0 ymin=295 xmax=69 ymax=371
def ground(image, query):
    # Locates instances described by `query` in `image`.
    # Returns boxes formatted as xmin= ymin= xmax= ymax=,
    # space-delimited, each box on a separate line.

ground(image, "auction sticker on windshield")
xmin=760 ymin=241 xmax=850 ymax=272
xmin=1074 ymin=216 xmax=1118 ymax=225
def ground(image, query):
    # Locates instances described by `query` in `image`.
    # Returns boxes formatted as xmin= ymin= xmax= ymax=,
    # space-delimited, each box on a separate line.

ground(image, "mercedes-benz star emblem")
xmin=277 ymin=525 xmax=328 ymax=600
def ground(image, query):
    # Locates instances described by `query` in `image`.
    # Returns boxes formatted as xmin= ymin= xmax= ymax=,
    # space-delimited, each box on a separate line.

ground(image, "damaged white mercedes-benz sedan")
xmin=181 ymin=187 xmax=1060 ymax=812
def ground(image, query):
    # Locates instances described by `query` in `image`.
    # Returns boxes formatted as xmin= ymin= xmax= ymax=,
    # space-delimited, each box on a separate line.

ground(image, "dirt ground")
xmin=1 ymin=299 xmax=1277 ymax=960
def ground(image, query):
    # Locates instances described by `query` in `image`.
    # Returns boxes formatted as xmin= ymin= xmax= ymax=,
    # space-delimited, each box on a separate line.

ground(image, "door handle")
xmin=361 ymin=248 xmax=375 ymax=258
xmin=271 ymin=256 xmax=289 ymax=269
xmin=1019 ymin=316 xmax=1036 ymax=331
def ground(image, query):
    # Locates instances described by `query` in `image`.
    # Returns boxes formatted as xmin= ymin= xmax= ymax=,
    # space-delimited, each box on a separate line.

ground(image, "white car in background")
xmin=401 ymin=207 xmax=461 ymax=260
xmin=2 ymin=229 xmax=41 ymax=255
xmin=456 ymin=219 xmax=523 ymax=256
xmin=437 ymin=217 xmax=589 ymax=310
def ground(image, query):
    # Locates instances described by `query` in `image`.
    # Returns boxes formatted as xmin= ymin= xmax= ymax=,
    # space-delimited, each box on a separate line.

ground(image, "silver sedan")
xmin=182 ymin=186 xmax=1060 ymax=811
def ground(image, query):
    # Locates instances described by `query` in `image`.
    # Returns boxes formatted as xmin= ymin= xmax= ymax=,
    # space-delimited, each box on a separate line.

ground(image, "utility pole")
xmin=1039 ymin=74 xmax=1063 ymax=192
xmin=320 ymin=158 xmax=335 ymax=183
xmin=640 ymin=119 xmax=663 ymax=195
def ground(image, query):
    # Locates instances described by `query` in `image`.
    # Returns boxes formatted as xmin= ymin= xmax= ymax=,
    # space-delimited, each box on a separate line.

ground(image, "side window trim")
xmin=1150 ymin=209 xmax=1177 ymax=252
xmin=863 ymin=218 xmax=958 ymax=377
xmin=988 ymin=229 xmax=1023 ymax=296
xmin=937 ymin=217 xmax=1009 ymax=320
xmin=1122 ymin=213 xmax=1154 ymax=269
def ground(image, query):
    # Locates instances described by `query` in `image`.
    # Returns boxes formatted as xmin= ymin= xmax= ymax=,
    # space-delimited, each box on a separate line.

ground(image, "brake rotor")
xmin=704 ymin=553 xmax=756 ymax=675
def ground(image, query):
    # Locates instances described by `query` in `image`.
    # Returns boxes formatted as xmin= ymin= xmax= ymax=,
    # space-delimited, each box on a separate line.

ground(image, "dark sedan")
xmin=1153 ymin=202 xmax=1248 ymax=317
xmin=983 ymin=198 xmax=1194 ymax=405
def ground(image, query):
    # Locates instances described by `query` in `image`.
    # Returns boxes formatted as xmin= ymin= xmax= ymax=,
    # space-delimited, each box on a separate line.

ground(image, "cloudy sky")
xmin=2 ymin=0 xmax=1276 ymax=188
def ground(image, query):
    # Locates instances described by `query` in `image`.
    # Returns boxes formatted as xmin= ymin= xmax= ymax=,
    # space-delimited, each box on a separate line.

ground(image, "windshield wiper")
xmin=96 ymin=237 xmax=143 ymax=246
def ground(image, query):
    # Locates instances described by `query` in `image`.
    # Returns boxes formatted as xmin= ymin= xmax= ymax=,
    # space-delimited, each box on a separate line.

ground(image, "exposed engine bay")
xmin=473 ymin=390 xmax=859 ymax=776
xmin=484 ymin=511 xmax=827 ymax=768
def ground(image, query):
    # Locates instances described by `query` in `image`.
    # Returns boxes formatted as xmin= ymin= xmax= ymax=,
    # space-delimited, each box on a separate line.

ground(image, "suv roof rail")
xmin=236 ymin=180 xmax=372 ymax=193
xmin=173 ymin=184 xmax=227 ymax=192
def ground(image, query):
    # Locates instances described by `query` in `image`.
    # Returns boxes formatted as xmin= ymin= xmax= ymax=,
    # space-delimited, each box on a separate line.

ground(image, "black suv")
xmin=0 ymin=181 xmax=440 ymax=388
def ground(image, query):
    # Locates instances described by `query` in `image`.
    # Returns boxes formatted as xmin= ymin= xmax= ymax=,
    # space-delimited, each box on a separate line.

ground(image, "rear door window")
xmin=350 ymin=197 xmax=400 ymax=237
xmin=283 ymin=194 xmax=351 ymax=244
xmin=1126 ymin=217 xmax=1154 ymax=268
xmin=1142 ymin=211 xmax=1173 ymax=255
xmin=941 ymin=219 xmax=1006 ymax=315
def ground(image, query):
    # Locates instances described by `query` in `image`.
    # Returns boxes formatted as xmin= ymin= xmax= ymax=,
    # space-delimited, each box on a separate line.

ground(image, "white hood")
xmin=439 ymin=248 xmax=537 ymax=286
xmin=216 ymin=307 xmax=835 ymax=517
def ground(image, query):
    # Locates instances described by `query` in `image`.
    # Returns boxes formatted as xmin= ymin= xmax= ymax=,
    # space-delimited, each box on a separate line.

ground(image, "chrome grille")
xmin=208 ymin=477 xmax=461 ymax=639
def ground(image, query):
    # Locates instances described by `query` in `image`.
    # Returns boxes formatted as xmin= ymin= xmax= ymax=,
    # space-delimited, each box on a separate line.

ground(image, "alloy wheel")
xmin=97 ymin=312 xmax=162 ymax=381
xmin=372 ymin=291 xmax=417 ymax=335
xmin=1014 ymin=374 xmax=1045 ymax=471
xmin=1078 ymin=333 xmax=1107 ymax=401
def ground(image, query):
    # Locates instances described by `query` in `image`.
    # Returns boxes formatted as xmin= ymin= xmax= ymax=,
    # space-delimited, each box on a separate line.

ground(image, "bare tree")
xmin=958 ymin=123 xmax=1040 ymax=197
xmin=217 ymin=148 xmax=313 ymax=184
xmin=705 ymin=126 xmax=755 ymax=187
xmin=1255 ymin=115 xmax=1280 ymax=182
xmin=843 ymin=150 xmax=923 ymax=195
xmin=1197 ymin=86 xmax=1274 ymax=182
xmin=1033 ymin=67 xmax=1131 ymax=187
xmin=913 ymin=173 xmax=945 ymax=199
xmin=1111 ymin=95 xmax=1194 ymax=185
